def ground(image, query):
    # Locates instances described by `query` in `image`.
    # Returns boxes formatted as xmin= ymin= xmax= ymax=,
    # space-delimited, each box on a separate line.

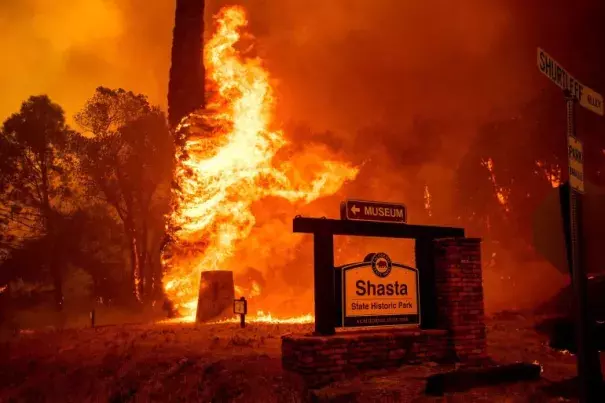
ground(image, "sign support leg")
xmin=313 ymin=231 xmax=335 ymax=335
xmin=415 ymin=237 xmax=437 ymax=329
xmin=565 ymin=93 xmax=603 ymax=402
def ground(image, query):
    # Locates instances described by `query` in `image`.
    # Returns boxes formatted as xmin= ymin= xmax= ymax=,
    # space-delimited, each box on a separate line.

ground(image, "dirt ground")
xmin=0 ymin=313 xmax=599 ymax=402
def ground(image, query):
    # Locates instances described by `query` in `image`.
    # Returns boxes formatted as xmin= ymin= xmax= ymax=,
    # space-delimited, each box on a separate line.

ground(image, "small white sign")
xmin=537 ymin=48 xmax=604 ymax=116
xmin=233 ymin=299 xmax=246 ymax=315
xmin=568 ymin=135 xmax=584 ymax=194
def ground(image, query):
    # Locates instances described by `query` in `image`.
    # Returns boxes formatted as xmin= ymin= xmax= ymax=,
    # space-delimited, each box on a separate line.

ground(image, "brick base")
xmin=282 ymin=329 xmax=451 ymax=388
xmin=282 ymin=237 xmax=489 ymax=387
xmin=434 ymin=238 xmax=487 ymax=363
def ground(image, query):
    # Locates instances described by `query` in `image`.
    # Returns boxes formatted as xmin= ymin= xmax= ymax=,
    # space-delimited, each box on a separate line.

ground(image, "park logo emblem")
xmin=371 ymin=252 xmax=392 ymax=278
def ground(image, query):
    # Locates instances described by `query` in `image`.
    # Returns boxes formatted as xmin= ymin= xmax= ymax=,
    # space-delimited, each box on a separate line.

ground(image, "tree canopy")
xmin=74 ymin=87 xmax=174 ymax=303
xmin=0 ymin=95 xmax=77 ymax=309
xmin=0 ymin=90 xmax=174 ymax=313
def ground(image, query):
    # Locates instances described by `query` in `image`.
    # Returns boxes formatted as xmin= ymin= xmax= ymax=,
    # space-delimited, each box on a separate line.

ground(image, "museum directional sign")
xmin=341 ymin=199 xmax=407 ymax=224
xmin=336 ymin=252 xmax=420 ymax=327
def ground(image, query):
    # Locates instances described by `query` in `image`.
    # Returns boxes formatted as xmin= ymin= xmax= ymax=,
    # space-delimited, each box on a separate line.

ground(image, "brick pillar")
xmin=433 ymin=238 xmax=487 ymax=363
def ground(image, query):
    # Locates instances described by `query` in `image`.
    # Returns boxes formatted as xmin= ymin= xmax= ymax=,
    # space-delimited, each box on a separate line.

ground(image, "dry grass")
xmin=0 ymin=314 xmax=597 ymax=402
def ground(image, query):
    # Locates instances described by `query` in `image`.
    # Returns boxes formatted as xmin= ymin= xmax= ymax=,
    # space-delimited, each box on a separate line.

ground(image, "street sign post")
xmin=341 ymin=200 xmax=407 ymax=224
xmin=538 ymin=47 xmax=603 ymax=402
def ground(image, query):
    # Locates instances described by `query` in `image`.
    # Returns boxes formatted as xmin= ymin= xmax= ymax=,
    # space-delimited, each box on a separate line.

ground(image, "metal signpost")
xmin=537 ymin=47 xmax=603 ymax=402
xmin=341 ymin=199 xmax=407 ymax=223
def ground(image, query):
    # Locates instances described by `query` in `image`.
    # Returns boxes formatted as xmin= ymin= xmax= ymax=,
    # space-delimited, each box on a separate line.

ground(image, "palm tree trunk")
xmin=168 ymin=0 xmax=206 ymax=129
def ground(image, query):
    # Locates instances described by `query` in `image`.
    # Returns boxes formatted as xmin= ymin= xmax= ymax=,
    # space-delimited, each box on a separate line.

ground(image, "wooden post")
xmin=313 ymin=231 xmax=335 ymax=335
xmin=415 ymin=237 xmax=437 ymax=329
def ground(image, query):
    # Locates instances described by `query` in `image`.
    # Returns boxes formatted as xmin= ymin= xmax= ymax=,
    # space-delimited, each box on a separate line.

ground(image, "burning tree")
xmin=162 ymin=6 xmax=359 ymax=319
xmin=455 ymin=90 xmax=567 ymax=256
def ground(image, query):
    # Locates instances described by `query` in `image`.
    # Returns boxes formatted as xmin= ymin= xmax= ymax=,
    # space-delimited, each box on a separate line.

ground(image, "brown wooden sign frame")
xmin=293 ymin=216 xmax=465 ymax=335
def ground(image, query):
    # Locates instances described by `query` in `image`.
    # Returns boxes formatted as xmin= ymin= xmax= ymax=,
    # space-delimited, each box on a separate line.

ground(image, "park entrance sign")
xmin=284 ymin=204 xmax=488 ymax=387
xmin=339 ymin=252 xmax=419 ymax=327
xmin=291 ymin=206 xmax=466 ymax=335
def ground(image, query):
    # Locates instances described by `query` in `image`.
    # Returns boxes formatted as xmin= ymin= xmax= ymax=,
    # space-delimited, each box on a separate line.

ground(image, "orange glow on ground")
xmin=159 ymin=311 xmax=314 ymax=325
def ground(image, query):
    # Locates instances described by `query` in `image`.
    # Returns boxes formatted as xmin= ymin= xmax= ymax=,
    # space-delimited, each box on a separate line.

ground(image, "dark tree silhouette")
xmin=0 ymin=95 xmax=77 ymax=311
xmin=75 ymin=88 xmax=174 ymax=304
xmin=453 ymin=89 xmax=595 ymax=261
xmin=0 ymin=208 xmax=127 ymax=306
xmin=168 ymin=0 xmax=206 ymax=128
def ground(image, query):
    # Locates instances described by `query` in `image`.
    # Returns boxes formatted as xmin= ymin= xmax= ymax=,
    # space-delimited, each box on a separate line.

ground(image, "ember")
xmin=161 ymin=6 xmax=358 ymax=320
xmin=424 ymin=185 xmax=432 ymax=217
xmin=535 ymin=160 xmax=561 ymax=188
xmin=482 ymin=157 xmax=510 ymax=212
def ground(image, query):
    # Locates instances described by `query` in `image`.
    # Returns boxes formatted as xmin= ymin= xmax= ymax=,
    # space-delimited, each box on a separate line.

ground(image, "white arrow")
xmin=351 ymin=205 xmax=360 ymax=215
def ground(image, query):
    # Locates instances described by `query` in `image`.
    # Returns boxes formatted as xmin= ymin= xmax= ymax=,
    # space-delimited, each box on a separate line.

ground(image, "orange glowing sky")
xmin=1 ymin=0 xmax=526 ymax=127
xmin=2 ymin=0 xmax=602 ymax=132
xmin=0 ymin=0 xmax=173 ymax=123
xmin=2 ymin=0 xmax=604 ymax=314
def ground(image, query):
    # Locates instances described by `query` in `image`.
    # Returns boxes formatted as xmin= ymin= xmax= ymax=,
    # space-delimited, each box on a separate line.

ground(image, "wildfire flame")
xmin=213 ymin=311 xmax=314 ymax=324
xmin=535 ymin=160 xmax=561 ymax=188
xmin=250 ymin=281 xmax=261 ymax=298
xmin=482 ymin=157 xmax=510 ymax=212
xmin=159 ymin=310 xmax=314 ymax=325
xmin=162 ymin=6 xmax=358 ymax=320
xmin=423 ymin=185 xmax=432 ymax=217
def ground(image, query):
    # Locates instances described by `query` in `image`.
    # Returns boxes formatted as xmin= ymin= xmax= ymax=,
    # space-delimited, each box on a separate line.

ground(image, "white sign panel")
xmin=568 ymin=135 xmax=585 ymax=194
xmin=537 ymin=48 xmax=604 ymax=116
